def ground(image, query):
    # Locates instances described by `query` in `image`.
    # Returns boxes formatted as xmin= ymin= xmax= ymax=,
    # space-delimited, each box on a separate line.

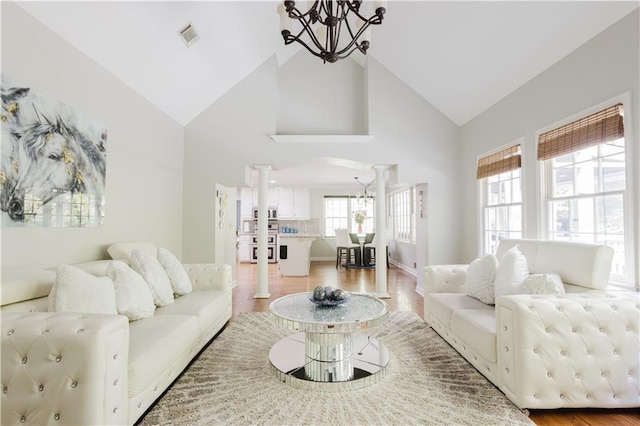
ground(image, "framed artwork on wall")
xmin=1 ymin=74 xmax=107 ymax=227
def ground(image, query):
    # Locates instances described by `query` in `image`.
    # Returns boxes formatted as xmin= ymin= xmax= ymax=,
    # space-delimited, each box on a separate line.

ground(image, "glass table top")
xmin=269 ymin=292 xmax=389 ymax=333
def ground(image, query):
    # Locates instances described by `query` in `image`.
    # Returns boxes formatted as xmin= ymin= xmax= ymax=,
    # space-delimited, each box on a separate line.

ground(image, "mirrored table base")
xmin=269 ymin=332 xmax=389 ymax=392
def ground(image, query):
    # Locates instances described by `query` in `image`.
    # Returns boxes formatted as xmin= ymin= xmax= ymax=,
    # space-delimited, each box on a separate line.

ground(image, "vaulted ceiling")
xmin=15 ymin=1 xmax=638 ymax=128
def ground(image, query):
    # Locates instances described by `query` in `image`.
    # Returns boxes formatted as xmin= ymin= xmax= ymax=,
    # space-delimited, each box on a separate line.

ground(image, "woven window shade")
xmin=476 ymin=144 xmax=521 ymax=180
xmin=537 ymin=104 xmax=624 ymax=161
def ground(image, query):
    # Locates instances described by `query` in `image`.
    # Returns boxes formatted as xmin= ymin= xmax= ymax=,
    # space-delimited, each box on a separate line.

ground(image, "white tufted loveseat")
xmin=424 ymin=239 xmax=639 ymax=410
xmin=1 ymin=243 xmax=232 ymax=425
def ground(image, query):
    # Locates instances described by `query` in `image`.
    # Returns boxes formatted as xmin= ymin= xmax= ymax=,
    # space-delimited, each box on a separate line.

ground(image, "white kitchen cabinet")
xmin=277 ymin=188 xmax=294 ymax=219
xmin=251 ymin=187 xmax=279 ymax=207
xmin=240 ymin=188 xmax=253 ymax=219
xmin=237 ymin=235 xmax=251 ymax=262
xmin=293 ymin=188 xmax=310 ymax=219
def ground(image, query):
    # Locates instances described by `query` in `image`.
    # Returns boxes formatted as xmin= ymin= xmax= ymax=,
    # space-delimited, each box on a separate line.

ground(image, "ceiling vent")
xmin=178 ymin=22 xmax=200 ymax=47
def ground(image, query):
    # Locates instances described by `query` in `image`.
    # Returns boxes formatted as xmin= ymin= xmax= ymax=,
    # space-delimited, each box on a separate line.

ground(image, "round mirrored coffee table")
xmin=268 ymin=292 xmax=389 ymax=391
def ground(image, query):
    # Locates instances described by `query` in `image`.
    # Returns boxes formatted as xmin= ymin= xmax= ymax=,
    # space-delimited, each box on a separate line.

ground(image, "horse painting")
xmin=0 ymin=74 xmax=107 ymax=226
xmin=6 ymin=115 xmax=106 ymax=221
xmin=1 ymin=81 xmax=30 ymax=214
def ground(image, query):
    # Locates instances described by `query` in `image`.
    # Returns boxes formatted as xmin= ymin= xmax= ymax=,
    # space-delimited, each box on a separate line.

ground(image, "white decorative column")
xmin=373 ymin=165 xmax=390 ymax=298
xmin=254 ymin=165 xmax=271 ymax=299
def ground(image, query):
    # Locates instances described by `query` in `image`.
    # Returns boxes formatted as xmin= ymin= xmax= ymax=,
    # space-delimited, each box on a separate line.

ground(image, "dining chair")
xmin=335 ymin=229 xmax=360 ymax=269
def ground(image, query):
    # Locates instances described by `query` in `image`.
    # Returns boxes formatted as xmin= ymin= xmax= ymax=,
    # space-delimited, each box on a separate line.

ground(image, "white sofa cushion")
xmin=130 ymin=249 xmax=174 ymax=307
xmin=49 ymin=265 xmax=117 ymax=314
xmin=495 ymin=245 xmax=529 ymax=298
xmin=426 ymin=293 xmax=493 ymax=329
xmin=463 ymin=255 xmax=498 ymax=305
xmin=450 ymin=309 xmax=497 ymax=364
xmin=127 ymin=314 xmax=199 ymax=397
xmin=517 ymin=273 xmax=565 ymax=295
xmin=157 ymin=247 xmax=192 ymax=296
xmin=107 ymin=242 xmax=158 ymax=262
xmin=155 ymin=290 xmax=228 ymax=335
xmin=106 ymin=261 xmax=156 ymax=321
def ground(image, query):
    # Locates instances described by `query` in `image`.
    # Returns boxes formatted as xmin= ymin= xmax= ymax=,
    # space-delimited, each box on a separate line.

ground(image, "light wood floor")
xmin=232 ymin=261 xmax=640 ymax=426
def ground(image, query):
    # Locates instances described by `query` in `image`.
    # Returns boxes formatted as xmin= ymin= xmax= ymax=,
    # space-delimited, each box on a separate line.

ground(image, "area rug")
xmin=138 ymin=312 xmax=533 ymax=426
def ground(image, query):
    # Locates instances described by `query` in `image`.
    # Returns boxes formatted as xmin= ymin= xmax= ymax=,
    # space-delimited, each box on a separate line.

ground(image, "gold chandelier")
xmin=277 ymin=1 xmax=387 ymax=64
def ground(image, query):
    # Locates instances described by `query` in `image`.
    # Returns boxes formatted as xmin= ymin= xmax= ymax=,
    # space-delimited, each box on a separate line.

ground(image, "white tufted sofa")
xmin=1 ymin=244 xmax=232 ymax=425
xmin=424 ymin=239 xmax=639 ymax=410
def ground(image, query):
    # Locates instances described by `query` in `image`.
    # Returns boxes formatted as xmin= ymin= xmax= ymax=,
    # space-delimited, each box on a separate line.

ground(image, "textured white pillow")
xmin=106 ymin=261 xmax=156 ymax=320
xmin=518 ymin=273 xmax=566 ymax=295
xmin=463 ymin=254 xmax=498 ymax=305
xmin=157 ymin=247 xmax=192 ymax=296
xmin=49 ymin=265 xmax=117 ymax=314
xmin=130 ymin=249 xmax=174 ymax=306
xmin=495 ymin=245 xmax=529 ymax=298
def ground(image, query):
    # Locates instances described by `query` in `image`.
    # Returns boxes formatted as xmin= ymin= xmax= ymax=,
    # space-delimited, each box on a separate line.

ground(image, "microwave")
xmin=252 ymin=207 xmax=278 ymax=221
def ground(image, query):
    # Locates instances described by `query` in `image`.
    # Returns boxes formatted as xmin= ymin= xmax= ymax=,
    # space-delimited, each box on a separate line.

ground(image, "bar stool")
xmin=363 ymin=233 xmax=389 ymax=267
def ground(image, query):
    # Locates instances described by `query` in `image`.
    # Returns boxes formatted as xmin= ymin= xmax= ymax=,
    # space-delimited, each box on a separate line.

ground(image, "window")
xmin=478 ymin=144 xmax=523 ymax=254
xmin=390 ymin=188 xmax=415 ymax=242
xmin=539 ymin=102 xmax=632 ymax=285
xmin=19 ymin=191 xmax=104 ymax=227
xmin=323 ymin=196 xmax=375 ymax=237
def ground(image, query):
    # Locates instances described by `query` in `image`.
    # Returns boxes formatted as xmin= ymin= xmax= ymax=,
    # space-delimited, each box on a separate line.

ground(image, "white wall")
xmin=1 ymin=3 xmax=185 ymax=269
xmin=459 ymin=10 xmax=639 ymax=284
xmin=183 ymin=53 xmax=462 ymax=269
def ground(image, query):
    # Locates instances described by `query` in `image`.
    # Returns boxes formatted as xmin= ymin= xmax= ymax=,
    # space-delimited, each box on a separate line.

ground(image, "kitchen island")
xmin=278 ymin=234 xmax=321 ymax=276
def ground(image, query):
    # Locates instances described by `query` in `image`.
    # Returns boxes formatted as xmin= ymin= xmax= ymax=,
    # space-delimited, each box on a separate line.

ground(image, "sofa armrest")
xmin=1 ymin=312 xmax=129 ymax=425
xmin=184 ymin=263 xmax=232 ymax=292
xmin=424 ymin=264 xmax=468 ymax=294
xmin=496 ymin=292 xmax=640 ymax=409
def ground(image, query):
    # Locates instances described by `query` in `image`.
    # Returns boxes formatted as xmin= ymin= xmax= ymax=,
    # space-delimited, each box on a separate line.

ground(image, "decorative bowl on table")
xmin=309 ymin=286 xmax=350 ymax=307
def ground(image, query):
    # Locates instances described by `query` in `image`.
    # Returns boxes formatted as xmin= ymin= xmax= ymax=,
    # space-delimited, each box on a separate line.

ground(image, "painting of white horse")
xmin=1 ymin=74 xmax=107 ymax=227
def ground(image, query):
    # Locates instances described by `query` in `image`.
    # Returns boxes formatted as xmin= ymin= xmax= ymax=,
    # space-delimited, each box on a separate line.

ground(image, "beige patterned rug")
xmin=138 ymin=311 xmax=533 ymax=426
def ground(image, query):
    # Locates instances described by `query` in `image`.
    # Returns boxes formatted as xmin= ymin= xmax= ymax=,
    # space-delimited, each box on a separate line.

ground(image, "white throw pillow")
xmin=463 ymin=254 xmax=498 ymax=305
xmin=49 ymin=265 xmax=117 ymax=314
xmin=518 ymin=273 xmax=566 ymax=295
xmin=494 ymin=245 xmax=529 ymax=298
xmin=157 ymin=247 xmax=192 ymax=296
xmin=106 ymin=261 xmax=156 ymax=320
xmin=130 ymin=249 xmax=174 ymax=306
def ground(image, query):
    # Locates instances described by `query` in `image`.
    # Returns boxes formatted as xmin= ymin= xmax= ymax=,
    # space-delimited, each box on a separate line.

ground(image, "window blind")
xmin=537 ymin=103 xmax=624 ymax=161
xmin=476 ymin=144 xmax=521 ymax=180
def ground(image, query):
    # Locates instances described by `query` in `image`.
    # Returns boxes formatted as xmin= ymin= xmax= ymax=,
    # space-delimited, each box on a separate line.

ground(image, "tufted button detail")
xmin=113 ymin=354 xmax=118 ymax=360
xmin=533 ymin=394 xmax=538 ymax=399
xmin=599 ymin=328 xmax=604 ymax=332
xmin=586 ymin=394 xmax=591 ymax=399
xmin=21 ymin=357 xmax=27 ymax=364
xmin=560 ymin=394 xmax=565 ymax=399
xmin=38 ymin=384 xmax=44 ymax=392
xmin=584 ymin=306 xmax=590 ymax=311
xmin=503 ymin=326 xmax=508 ymax=331
xmin=601 ymin=372 xmax=606 ymax=377
xmin=2 ymin=387 xmax=7 ymax=394
xmin=42 ymin=330 xmax=50 ymax=335
xmin=572 ymin=328 xmax=577 ymax=333
xmin=76 ymin=328 xmax=85 ymax=333
xmin=575 ymin=373 xmax=579 ymax=378
xmin=586 ymin=350 xmax=591 ymax=355
xmin=613 ymin=349 xmax=618 ymax=355
xmin=545 ymin=327 xmax=550 ymax=333
xmin=154 ymin=385 xmax=158 ymax=391
xmin=611 ymin=305 xmax=617 ymax=311
xmin=533 ymin=348 xmax=538 ymax=353
xmin=138 ymin=403 xmax=142 ymax=408
xmin=7 ymin=329 xmax=14 ymax=336
xmin=560 ymin=351 xmax=566 ymax=356
xmin=556 ymin=306 xmax=562 ymax=311
xmin=55 ymin=355 xmax=62 ymax=363
xmin=613 ymin=394 xmax=618 ymax=399
xmin=113 ymin=379 xmax=118 ymax=386
xmin=54 ymin=414 xmax=60 ymax=421
xmin=20 ymin=416 xmax=26 ymax=423
xmin=547 ymin=372 xmax=552 ymax=377
xmin=113 ymin=408 xmax=118 ymax=414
